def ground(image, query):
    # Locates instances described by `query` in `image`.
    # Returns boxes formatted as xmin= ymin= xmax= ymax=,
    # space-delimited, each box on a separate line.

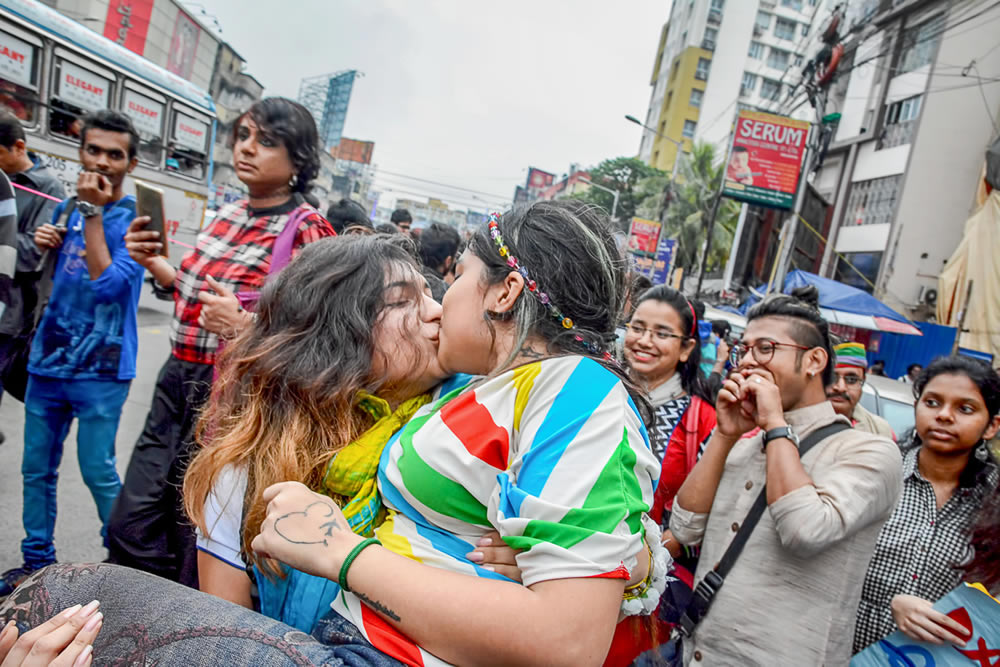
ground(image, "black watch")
xmin=76 ymin=200 xmax=101 ymax=218
xmin=763 ymin=424 xmax=799 ymax=449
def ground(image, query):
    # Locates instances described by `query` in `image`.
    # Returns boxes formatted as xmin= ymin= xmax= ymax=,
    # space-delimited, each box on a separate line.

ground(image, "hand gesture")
xmin=251 ymin=481 xmax=360 ymax=581
xmin=891 ymin=594 xmax=971 ymax=647
xmin=124 ymin=217 xmax=162 ymax=268
xmin=0 ymin=600 xmax=103 ymax=667
xmin=34 ymin=224 xmax=64 ymax=250
xmin=197 ymin=276 xmax=247 ymax=338
xmin=740 ymin=368 xmax=786 ymax=431
xmin=715 ymin=371 xmax=759 ymax=437
xmin=75 ymin=172 xmax=113 ymax=208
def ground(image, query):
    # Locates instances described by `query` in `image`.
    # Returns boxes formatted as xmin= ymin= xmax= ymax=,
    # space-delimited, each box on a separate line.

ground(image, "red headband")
xmin=687 ymin=300 xmax=697 ymax=338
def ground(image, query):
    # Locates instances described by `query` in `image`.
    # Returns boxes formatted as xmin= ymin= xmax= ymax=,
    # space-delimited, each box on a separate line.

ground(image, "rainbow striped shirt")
xmin=334 ymin=355 xmax=660 ymax=666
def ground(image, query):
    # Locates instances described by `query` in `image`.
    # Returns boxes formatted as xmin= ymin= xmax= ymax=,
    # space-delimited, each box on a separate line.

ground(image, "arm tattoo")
xmin=354 ymin=590 xmax=402 ymax=622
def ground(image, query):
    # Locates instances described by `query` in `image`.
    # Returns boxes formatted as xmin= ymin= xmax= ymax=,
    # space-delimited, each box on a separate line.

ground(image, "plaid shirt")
xmin=854 ymin=443 xmax=999 ymax=652
xmin=170 ymin=197 xmax=335 ymax=364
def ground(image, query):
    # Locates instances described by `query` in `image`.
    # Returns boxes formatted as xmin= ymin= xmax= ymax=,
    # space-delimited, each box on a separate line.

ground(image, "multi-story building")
xmin=208 ymin=41 xmax=263 ymax=203
xmin=298 ymin=70 xmax=359 ymax=152
xmin=639 ymin=0 xmax=830 ymax=172
xmin=807 ymin=0 xmax=1000 ymax=315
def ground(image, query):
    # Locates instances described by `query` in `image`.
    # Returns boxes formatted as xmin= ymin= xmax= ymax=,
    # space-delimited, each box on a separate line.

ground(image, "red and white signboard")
xmin=58 ymin=60 xmax=110 ymax=111
xmin=103 ymin=0 xmax=154 ymax=55
xmin=722 ymin=110 xmax=810 ymax=209
xmin=173 ymin=113 xmax=208 ymax=152
xmin=124 ymin=89 xmax=163 ymax=137
xmin=0 ymin=32 xmax=35 ymax=87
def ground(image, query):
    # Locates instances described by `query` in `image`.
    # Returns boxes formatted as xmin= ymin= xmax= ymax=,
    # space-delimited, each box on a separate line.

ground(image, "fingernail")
xmin=73 ymin=644 xmax=93 ymax=667
xmin=75 ymin=600 xmax=100 ymax=618
xmin=82 ymin=612 xmax=102 ymax=633
xmin=467 ymin=551 xmax=484 ymax=563
xmin=61 ymin=604 xmax=83 ymax=618
xmin=481 ymin=565 xmax=495 ymax=571
xmin=476 ymin=536 xmax=493 ymax=547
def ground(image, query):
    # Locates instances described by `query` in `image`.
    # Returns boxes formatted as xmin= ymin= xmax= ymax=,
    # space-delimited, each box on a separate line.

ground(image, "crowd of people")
xmin=0 ymin=97 xmax=995 ymax=667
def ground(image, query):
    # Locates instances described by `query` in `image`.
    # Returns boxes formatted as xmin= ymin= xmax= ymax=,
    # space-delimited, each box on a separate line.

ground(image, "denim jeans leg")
xmin=69 ymin=380 xmax=130 ymax=538
xmin=21 ymin=375 xmax=72 ymax=568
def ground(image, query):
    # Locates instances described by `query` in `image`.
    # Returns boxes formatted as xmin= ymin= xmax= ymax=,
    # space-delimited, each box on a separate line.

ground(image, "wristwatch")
xmin=76 ymin=200 xmax=101 ymax=218
xmin=763 ymin=424 xmax=799 ymax=449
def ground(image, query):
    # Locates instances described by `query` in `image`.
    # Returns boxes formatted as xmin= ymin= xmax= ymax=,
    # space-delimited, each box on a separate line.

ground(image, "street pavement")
xmin=0 ymin=285 xmax=175 ymax=573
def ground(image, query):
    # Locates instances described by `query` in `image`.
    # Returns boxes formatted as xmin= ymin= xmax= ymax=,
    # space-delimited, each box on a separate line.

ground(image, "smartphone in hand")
xmin=135 ymin=180 xmax=168 ymax=258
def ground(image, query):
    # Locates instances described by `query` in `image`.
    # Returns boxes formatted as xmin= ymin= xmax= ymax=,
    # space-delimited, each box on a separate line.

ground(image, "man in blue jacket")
xmin=1 ymin=110 xmax=143 ymax=594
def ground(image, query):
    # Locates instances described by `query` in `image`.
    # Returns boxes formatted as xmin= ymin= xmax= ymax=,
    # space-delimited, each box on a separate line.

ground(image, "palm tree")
xmin=659 ymin=141 xmax=740 ymax=275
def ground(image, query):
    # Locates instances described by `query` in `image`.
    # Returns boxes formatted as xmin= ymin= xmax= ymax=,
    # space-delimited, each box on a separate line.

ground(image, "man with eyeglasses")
xmin=826 ymin=342 xmax=895 ymax=440
xmin=669 ymin=288 xmax=902 ymax=666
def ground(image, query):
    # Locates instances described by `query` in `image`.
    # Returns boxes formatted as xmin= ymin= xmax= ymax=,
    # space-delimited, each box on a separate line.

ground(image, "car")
xmin=860 ymin=374 xmax=916 ymax=437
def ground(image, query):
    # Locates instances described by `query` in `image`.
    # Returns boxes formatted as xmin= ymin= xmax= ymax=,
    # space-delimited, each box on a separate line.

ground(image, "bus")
xmin=0 ymin=0 xmax=216 ymax=260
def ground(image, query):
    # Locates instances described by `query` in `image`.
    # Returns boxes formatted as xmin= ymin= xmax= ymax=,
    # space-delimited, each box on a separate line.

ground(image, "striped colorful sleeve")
xmin=495 ymin=357 xmax=659 ymax=587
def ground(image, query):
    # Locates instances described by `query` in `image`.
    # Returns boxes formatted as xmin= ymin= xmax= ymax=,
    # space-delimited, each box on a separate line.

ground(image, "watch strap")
xmin=763 ymin=425 xmax=795 ymax=448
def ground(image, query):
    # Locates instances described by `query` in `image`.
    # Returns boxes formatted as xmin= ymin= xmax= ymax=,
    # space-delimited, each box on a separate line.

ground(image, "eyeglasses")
xmin=730 ymin=339 xmax=812 ymax=366
xmin=626 ymin=323 xmax=689 ymax=342
xmin=833 ymin=373 xmax=864 ymax=386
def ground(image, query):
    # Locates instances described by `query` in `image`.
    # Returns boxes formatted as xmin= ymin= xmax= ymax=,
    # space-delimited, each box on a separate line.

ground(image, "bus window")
xmin=0 ymin=30 xmax=41 ymax=123
xmin=50 ymin=58 xmax=112 ymax=140
xmin=167 ymin=110 xmax=209 ymax=180
xmin=122 ymin=87 xmax=165 ymax=165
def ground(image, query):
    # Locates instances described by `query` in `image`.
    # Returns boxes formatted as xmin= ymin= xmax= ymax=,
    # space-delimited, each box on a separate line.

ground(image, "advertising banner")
xmin=124 ymin=89 xmax=163 ymax=137
xmin=58 ymin=60 xmax=110 ymax=111
xmin=0 ymin=32 xmax=35 ymax=87
xmin=722 ymin=110 xmax=809 ymax=210
xmin=628 ymin=217 xmax=661 ymax=255
xmin=166 ymin=10 xmax=200 ymax=81
xmin=652 ymin=237 xmax=677 ymax=284
xmin=103 ymin=0 xmax=154 ymax=55
xmin=173 ymin=113 xmax=208 ymax=152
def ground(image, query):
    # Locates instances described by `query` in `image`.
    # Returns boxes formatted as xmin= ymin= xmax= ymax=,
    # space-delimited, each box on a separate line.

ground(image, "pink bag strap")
xmin=268 ymin=207 xmax=312 ymax=277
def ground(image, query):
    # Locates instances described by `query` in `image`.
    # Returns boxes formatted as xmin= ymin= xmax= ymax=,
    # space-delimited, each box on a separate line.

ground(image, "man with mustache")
xmin=826 ymin=342 xmax=895 ymax=441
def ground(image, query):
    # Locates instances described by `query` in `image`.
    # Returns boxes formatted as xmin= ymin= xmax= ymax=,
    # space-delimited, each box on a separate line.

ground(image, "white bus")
xmin=0 ymin=0 xmax=216 ymax=261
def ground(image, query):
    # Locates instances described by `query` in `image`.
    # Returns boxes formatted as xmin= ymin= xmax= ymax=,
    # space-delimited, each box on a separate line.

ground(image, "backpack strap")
xmin=678 ymin=421 xmax=851 ymax=637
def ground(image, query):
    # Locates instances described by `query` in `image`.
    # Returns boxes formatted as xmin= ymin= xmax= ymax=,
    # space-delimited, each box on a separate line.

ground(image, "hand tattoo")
xmin=273 ymin=501 xmax=341 ymax=546
xmin=354 ymin=590 xmax=401 ymax=622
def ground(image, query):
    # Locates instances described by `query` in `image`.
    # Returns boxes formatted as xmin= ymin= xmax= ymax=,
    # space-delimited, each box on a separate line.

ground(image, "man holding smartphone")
xmin=669 ymin=288 xmax=902 ymax=665
xmin=1 ymin=110 xmax=143 ymax=596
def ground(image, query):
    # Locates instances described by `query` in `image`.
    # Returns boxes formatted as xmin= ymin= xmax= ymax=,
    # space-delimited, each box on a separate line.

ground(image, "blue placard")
xmin=652 ymin=238 xmax=677 ymax=285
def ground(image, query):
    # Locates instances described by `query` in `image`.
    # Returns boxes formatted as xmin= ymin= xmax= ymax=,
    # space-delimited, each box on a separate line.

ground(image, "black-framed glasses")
xmin=730 ymin=339 xmax=812 ymax=366
xmin=626 ymin=323 xmax=689 ymax=342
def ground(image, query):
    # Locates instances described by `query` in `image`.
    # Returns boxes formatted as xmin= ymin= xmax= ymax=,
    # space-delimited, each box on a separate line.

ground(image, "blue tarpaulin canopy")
xmin=744 ymin=270 xmax=922 ymax=335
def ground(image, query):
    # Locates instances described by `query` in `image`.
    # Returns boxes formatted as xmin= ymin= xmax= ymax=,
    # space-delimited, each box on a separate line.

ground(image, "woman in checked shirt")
xmin=853 ymin=355 xmax=1000 ymax=653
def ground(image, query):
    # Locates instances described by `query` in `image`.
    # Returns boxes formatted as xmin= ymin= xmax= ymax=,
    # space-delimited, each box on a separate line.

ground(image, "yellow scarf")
xmin=321 ymin=391 xmax=431 ymax=537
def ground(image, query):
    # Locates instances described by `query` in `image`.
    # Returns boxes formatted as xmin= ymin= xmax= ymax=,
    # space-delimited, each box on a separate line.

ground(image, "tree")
xmin=571 ymin=157 xmax=665 ymax=229
xmin=658 ymin=141 xmax=740 ymax=275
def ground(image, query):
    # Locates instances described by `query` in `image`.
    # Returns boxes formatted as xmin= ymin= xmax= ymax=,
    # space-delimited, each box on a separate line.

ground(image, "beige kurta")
xmin=853 ymin=402 xmax=897 ymax=441
xmin=670 ymin=401 xmax=903 ymax=666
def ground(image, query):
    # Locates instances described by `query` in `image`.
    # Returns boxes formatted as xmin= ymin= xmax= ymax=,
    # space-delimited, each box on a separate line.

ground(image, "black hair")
xmin=913 ymin=355 xmax=1000 ymax=418
xmin=391 ymin=208 xmax=412 ymax=224
xmin=746 ymin=285 xmax=835 ymax=386
xmin=80 ymin=109 xmax=139 ymax=160
xmin=873 ymin=359 xmax=886 ymax=366
xmin=966 ymin=488 xmax=1000 ymax=593
xmin=711 ymin=319 xmax=731 ymax=338
xmin=632 ymin=285 xmax=712 ymax=402
xmin=234 ymin=97 xmax=320 ymax=193
xmin=691 ymin=298 xmax=706 ymax=321
xmin=376 ymin=222 xmax=401 ymax=234
xmin=631 ymin=272 xmax=653 ymax=296
xmin=906 ymin=363 xmax=923 ymax=374
xmin=418 ymin=222 xmax=461 ymax=273
xmin=0 ymin=109 xmax=25 ymax=149
xmin=326 ymin=198 xmax=371 ymax=234
xmin=303 ymin=192 xmax=321 ymax=209
xmin=468 ymin=200 xmax=651 ymax=423
xmin=733 ymin=146 xmax=749 ymax=154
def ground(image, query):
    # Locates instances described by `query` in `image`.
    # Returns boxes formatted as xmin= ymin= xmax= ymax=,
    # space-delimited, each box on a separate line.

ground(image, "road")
xmin=0 ymin=286 xmax=175 ymax=573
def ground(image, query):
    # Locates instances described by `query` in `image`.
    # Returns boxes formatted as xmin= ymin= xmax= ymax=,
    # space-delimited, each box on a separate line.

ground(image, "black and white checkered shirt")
xmin=853 ymin=443 xmax=999 ymax=653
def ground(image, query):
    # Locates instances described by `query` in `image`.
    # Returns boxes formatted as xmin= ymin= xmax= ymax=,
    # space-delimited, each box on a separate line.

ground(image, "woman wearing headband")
xmin=0 ymin=201 xmax=665 ymax=667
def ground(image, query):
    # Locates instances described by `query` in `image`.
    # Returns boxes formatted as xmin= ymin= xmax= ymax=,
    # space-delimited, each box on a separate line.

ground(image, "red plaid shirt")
xmin=170 ymin=197 xmax=335 ymax=364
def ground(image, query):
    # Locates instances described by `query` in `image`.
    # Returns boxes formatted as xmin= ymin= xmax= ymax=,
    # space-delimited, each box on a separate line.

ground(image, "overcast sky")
xmin=193 ymin=1 xmax=669 ymax=211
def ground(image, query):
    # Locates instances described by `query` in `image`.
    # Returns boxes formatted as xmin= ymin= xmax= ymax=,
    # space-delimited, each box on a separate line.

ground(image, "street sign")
xmin=722 ymin=110 xmax=810 ymax=210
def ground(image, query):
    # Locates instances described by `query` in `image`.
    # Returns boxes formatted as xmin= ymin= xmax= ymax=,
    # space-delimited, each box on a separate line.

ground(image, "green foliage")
xmin=570 ymin=157 xmax=665 ymax=228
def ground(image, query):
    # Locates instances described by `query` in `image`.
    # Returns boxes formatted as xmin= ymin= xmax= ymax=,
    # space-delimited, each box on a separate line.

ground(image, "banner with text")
xmin=722 ymin=110 xmax=809 ymax=210
xmin=58 ymin=60 xmax=110 ymax=111
xmin=103 ymin=0 xmax=154 ymax=55
xmin=628 ymin=217 xmax=661 ymax=255
xmin=0 ymin=32 xmax=35 ymax=87
xmin=630 ymin=237 xmax=677 ymax=284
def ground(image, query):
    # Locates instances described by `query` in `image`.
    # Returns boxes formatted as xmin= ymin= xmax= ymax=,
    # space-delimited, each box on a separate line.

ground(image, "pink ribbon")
xmin=12 ymin=181 xmax=197 ymax=250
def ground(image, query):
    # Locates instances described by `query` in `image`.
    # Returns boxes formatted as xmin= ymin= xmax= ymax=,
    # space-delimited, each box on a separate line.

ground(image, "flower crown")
xmin=487 ymin=211 xmax=613 ymax=362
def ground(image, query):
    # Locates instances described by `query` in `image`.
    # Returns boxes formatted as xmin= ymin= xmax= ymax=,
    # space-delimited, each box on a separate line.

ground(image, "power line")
xmin=372 ymin=169 xmax=513 ymax=200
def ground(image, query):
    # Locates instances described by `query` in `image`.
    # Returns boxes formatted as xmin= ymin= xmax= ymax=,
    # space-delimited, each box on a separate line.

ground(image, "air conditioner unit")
xmin=918 ymin=285 xmax=938 ymax=307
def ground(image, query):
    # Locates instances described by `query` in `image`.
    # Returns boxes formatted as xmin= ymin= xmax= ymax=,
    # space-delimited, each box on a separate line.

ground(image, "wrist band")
xmin=338 ymin=537 xmax=381 ymax=592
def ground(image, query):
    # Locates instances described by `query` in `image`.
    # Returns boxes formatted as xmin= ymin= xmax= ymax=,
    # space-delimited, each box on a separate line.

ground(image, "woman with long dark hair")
xmin=854 ymin=355 xmax=1000 ymax=652
xmin=106 ymin=97 xmax=335 ymax=587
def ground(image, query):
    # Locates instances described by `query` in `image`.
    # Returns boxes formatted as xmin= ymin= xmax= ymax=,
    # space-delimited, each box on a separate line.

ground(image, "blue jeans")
xmin=21 ymin=374 xmax=130 ymax=568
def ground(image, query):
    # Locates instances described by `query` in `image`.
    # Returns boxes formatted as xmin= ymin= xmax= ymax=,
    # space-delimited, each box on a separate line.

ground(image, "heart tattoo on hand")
xmin=273 ymin=501 xmax=344 ymax=546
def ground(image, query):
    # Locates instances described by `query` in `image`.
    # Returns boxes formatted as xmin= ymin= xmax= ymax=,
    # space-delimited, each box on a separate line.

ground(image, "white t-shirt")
xmin=195 ymin=464 xmax=248 ymax=570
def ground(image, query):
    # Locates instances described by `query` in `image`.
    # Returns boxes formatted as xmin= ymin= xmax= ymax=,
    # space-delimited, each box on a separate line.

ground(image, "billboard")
xmin=628 ymin=217 xmax=661 ymax=255
xmin=722 ymin=110 xmax=809 ymax=210
xmin=630 ymin=237 xmax=676 ymax=283
xmin=333 ymin=138 xmax=375 ymax=165
xmin=166 ymin=10 xmax=201 ymax=81
xmin=103 ymin=0 xmax=154 ymax=55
